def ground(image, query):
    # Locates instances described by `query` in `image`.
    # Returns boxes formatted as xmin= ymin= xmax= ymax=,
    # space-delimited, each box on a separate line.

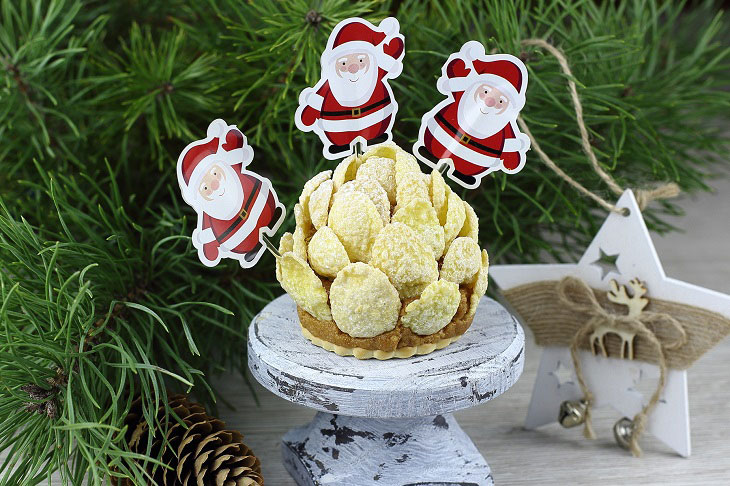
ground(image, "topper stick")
xmin=262 ymin=234 xmax=281 ymax=259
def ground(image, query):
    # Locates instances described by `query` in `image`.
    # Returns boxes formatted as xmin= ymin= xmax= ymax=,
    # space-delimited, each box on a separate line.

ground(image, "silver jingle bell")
xmin=558 ymin=399 xmax=588 ymax=428
xmin=613 ymin=417 xmax=634 ymax=449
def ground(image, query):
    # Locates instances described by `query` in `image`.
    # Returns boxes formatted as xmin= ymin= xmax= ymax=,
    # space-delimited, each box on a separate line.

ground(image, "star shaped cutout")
xmin=550 ymin=361 xmax=574 ymax=387
xmin=592 ymin=248 xmax=620 ymax=280
xmin=490 ymin=190 xmax=730 ymax=457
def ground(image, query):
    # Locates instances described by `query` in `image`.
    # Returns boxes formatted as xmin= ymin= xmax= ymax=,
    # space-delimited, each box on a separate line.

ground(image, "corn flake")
xmin=443 ymin=191 xmax=466 ymax=248
xmin=292 ymin=226 xmax=308 ymax=262
xmin=294 ymin=203 xmax=312 ymax=238
xmin=459 ymin=201 xmax=479 ymax=241
xmin=307 ymin=226 xmax=350 ymax=278
xmin=299 ymin=170 xmax=332 ymax=207
xmin=392 ymin=199 xmax=445 ymax=259
xmin=276 ymin=232 xmax=294 ymax=281
xmin=362 ymin=141 xmax=398 ymax=162
xmin=328 ymin=190 xmax=383 ymax=262
xmin=330 ymin=262 xmax=400 ymax=338
xmin=396 ymin=172 xmax=430 ymax=210
xmin=369 ymin=222 xmax=438 ymax=299
xmin=402 ymin=280 xmax=461 ymax=335
xmin=395 ymin=149 xmax=421 ymax=186
xmin=277 ymin=252 xmax=332 ymax=321
xmin=440 ymin=237 xmax=481 ymax=284
xmin=356 ymin=156 xmax=396 ymax=204
xmin=308 ymin=179 xmax=333 ymax=230
xmin=430 ymin=169 xmax=448 ymax=225
xmin=337 ymin=178 xmax=390 ymax=226
xmin=467 ymin=250 xmax=490 ymax=319
xmin=333 ymin=154 xmax=361 ymax=190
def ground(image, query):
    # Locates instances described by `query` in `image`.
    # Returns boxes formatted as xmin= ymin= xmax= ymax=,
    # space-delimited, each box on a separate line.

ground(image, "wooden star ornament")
xmin=491 ymin=190 xmax=730 ymax=457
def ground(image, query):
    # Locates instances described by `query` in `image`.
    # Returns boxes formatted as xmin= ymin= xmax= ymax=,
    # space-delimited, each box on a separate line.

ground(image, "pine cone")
xmin=121 ymin=394 xmax=263 ymax=486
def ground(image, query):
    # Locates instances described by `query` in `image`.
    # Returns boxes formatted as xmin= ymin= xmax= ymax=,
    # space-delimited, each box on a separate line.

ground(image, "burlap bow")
xmin=556 ymin=276 xmax=687 ymax=457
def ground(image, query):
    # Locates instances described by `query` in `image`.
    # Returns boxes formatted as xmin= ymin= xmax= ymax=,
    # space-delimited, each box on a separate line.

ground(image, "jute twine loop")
xmin=557 ymin=276 xmax=687 ymax=456
xmin=519 ymin=38 xmax=680 ymax=212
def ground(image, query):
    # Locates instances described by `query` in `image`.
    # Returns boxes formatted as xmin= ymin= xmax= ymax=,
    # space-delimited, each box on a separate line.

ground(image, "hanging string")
xmin=518 ymin=38 xmax=680 ymax=212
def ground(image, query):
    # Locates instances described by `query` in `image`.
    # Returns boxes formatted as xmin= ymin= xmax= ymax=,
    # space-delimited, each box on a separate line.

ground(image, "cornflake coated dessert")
xmin=275 ymin=143 xmax=489 ymax=359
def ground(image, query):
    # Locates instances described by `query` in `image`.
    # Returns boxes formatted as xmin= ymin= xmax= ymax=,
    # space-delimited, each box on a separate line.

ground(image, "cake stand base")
xmin=281 ymin=411 xmax=493 ymax=486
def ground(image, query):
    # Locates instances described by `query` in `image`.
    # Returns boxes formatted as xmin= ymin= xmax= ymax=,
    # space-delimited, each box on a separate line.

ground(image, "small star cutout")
xmin=592 ymin=248 xmax=620 ymax=280
xmin=550 ymin=361 xmax=574 ymax=387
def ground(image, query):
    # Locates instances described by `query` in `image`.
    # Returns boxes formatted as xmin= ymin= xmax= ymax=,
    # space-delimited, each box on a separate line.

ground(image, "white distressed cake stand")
xmin=248 ymin=295 xmax=524 ymax=485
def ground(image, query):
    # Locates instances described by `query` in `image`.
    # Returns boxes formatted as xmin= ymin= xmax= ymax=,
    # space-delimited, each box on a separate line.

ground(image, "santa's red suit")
xmin=296 ymin=17 xmax=404 ymax=155
xmin=178 ymin=120 xmax=282 ymax=267
xmin=418 ymin=45 xmax=529 ymax=182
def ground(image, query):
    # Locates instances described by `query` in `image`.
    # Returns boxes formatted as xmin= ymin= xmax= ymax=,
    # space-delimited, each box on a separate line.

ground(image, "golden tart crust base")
xmin=296 ymin=289 xmax=475 ymax=360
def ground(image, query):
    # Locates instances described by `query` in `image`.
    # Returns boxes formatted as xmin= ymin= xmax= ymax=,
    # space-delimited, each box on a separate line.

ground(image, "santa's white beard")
xmin=196 ymin=165 xmax=244 ymax=221
xmin=326 ymin=55 xmax=378 ymax=107
xmin=457 ymin=86 xmax=518 ymax=139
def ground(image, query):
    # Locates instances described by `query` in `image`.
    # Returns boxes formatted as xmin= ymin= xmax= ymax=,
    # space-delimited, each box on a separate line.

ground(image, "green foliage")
xmin=0 ymin=0 xmax=728 ymax=483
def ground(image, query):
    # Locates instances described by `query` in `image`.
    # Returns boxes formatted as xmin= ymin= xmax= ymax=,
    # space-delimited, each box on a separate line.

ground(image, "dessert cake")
xmin=275 ymin=143 xmax=488 ymax=359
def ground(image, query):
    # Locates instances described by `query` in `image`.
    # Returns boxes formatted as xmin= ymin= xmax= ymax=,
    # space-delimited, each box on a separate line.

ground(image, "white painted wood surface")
xmin=490 ymin=189 xmax=730 ymax=458
xmin=248 ymin=295 xmax=524 ymax=484
xmin=248 ymin=295 xmax=525 ymax=418
xmin=282 ymin=412 xmax=493 ymax=485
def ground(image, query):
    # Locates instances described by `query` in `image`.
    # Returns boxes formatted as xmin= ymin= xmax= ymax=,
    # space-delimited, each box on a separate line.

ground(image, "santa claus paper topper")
xmin=177 ymin=119 xmax=285 ymax=268
xmin=295 ymin=17 xmax=405 ymax=160
xmin=413 ymin=41 xmax=530 ymax=189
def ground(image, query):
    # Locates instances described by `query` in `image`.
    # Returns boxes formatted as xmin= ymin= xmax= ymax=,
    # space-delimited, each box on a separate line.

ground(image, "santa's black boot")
xmin=451 ymin=170 xmax=477 ymax=187
xmin=244 ymin=242 xmax=263 ymax=262
xmin=416 ymin=145 xmax=440 ymax=165
xmin=368 ymin=133 xmax=389 ymax=146
xmin=326 ymin=143 xmax=352 ymax=157
xmin=272 ymin=206 xmax=284 ymax=225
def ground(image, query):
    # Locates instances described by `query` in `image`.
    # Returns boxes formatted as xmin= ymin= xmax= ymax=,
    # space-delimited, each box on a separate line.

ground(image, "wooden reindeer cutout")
xmin=590 ymin=278 xmax=648 ymax=360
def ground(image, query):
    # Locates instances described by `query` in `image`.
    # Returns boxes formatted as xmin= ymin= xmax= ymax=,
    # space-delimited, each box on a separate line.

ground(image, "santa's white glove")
xmin=503 ymin=133 xmax=531 ymax=153
xmin=299 ymin=88 xmax=324 ymax=110
xmin=193 ymin=227 xmax=216 ymax=245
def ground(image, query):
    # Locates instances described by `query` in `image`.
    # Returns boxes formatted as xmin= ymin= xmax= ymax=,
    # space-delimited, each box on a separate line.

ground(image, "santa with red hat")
xmin=295 ymin=17 xmax=405 ymax=159
xmin=177 ymin=119 xmax=285 ymax=268
xmin=414 ymin=41 xmax=530 ymax=188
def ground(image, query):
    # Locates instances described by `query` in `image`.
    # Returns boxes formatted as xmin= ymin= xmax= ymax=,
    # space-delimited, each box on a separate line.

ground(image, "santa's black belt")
xmin=217 ymin=178 xmax=263 ymax=243
xmin=321 ymin=95 xmax=391 ymax=118
xmin=435 ymin=113 xmax=502 ymax=156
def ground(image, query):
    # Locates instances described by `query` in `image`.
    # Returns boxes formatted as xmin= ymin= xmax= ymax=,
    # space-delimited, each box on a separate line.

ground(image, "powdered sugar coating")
xmin=369 ymin=222 xmax=438 ymax=299
xmin=333 ymin=154 xmax=360 ymax=190
xmin=337 ymin=178 xmax=390 ymax=226
xmin=308 ymin=226 xmax=350 ymax=278
xmin=440 ymin=237 xmax=481 ymax=284
xmin=402 ymin=280 xmax=461 ymax=335
xmin=276 ymin=232 xmax=294 ymax=281
xmin=292 ymin=226 xmax=308 ymax=262
xmin=328 ymin=191 xmax=383 ymax=262
xmin=299 ymin=170 xmax=332 ymax=207
xmin=443 ymin=191 xmax=466 ymax=248
xmin=277 ymin=252 xmax=332 ymax=321
xmin=330 ymin=262 xmax=400 ymax=338
xmin=396 ymin=171 xmax=430 ymax=211
xmin=467 ymin=250 xmax=490 ymax=319
xmin=308 ymin=179 xmax=333 ymax=230
xmin=392 ymin=199 xmax=445 ymax=259
xmin=459 ymin=201 xmax=479 ymax=242
xmin=356 ymin=156 xmax=396 ymax=204
xmin=430 ymin=170 xmax=448 ymax=225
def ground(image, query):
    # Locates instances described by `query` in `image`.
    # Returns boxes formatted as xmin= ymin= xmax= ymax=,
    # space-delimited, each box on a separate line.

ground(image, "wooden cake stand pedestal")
xmin=248 ymin=295 xmax=524 ymax=485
